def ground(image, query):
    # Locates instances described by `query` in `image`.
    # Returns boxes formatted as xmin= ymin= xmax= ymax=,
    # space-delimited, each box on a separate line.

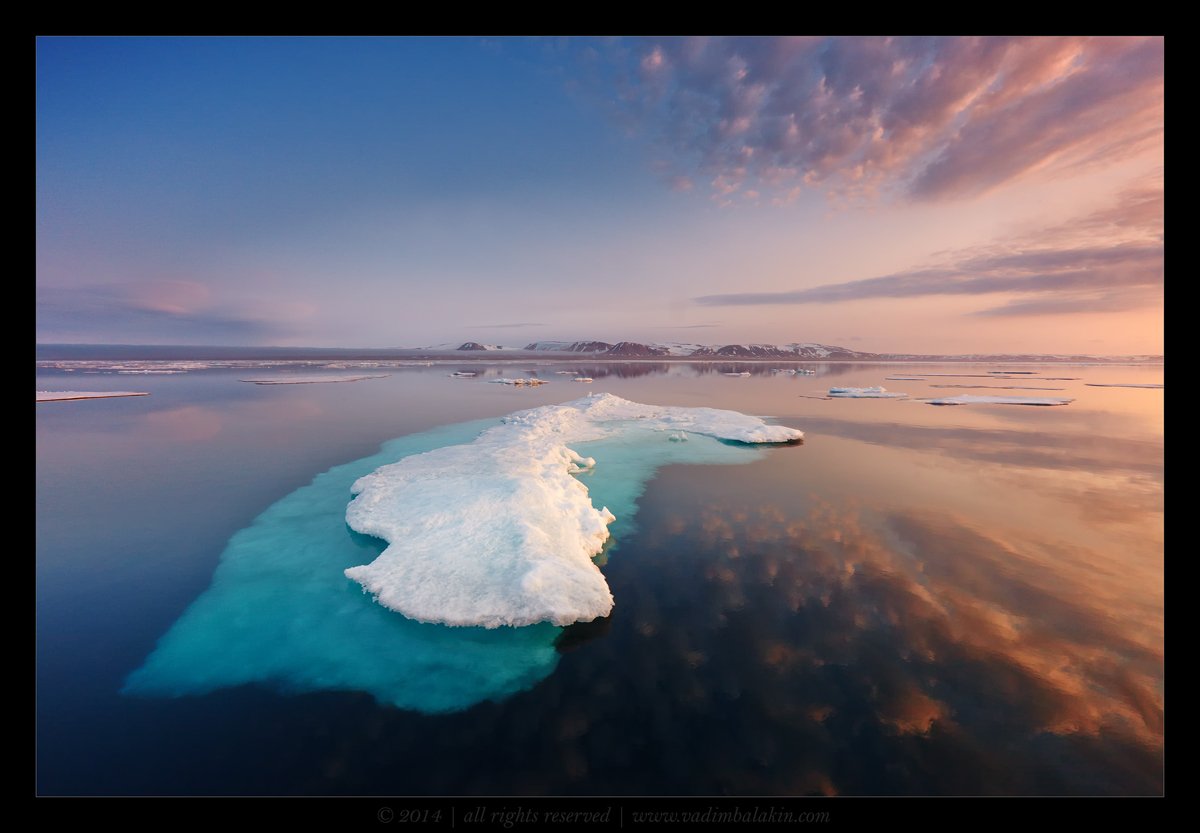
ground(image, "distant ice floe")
xmin=724 ymin=371 xmax=751 ymax=377
xmin=930 ymin=384 xmax=1065 ymax=390
xmin=240 ymin=374 xmax=389 ymax=385
xmin=828 ymin=386 xmax=908 ymax=398
xmin=489 ymin=377 xmax=548 ymax=387
xmin=344 ymin=394 xmax=803 ymax=629
xmin=925 ymin=394 xmax=1073 ymax=406
xmin=573 ymin=377 xmax=594 ymax=383
xmin=1085 ymin=383 xmax=1164 ymax=389
xmin=126 ymin=395 xmax=801 ymax=712
xmin=36 ymin=390 xmax=149 ymax=402
xmin=449 ymin=371 xmax=477 ymax=378
xmin=886 ymin=376 xmax=926 ymax=381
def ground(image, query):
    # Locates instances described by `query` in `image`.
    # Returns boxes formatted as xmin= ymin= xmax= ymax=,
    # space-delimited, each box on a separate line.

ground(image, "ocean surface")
xmin=35 ymin=359 xmax=1164 ymax=795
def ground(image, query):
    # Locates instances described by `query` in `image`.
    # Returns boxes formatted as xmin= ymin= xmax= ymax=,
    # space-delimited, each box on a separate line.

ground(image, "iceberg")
xmin=344 ymin=394 xmax=803 ymax=628
xmin=125 ymin=394 xmax=801 ymax=712
xmin=828 ymin=387 xmax=908 ymax=398
xmin=924 ymin=394 xmax=1074 ymax=406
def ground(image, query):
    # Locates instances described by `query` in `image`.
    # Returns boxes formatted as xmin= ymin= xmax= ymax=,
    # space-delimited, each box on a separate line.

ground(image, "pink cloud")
xmin=579 ymin=37 xmax=1163 ymax=203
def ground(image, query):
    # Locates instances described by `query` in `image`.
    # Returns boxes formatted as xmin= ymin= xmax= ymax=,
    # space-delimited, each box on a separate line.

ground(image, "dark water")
xmin=35 ymin=361 xmax=1163 ymax=794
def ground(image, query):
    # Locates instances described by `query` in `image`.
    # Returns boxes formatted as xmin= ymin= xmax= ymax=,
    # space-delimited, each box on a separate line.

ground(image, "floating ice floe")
xmin=885 ymin=376 xmax=926 ymax=381
xmin=489 ymin=377 xmax=548 ymax=386
xmin=449 ymin=371 xmax=477 ymax=378
xmin=573 ymin=377 xmax=593 ymax=383
xmin=1085 ymin=383 xmax=1163 ymax=389
xmin=924 ymin=394 xmax=1074 ymax=406
xmin=930 ymin=384 xmax=1065 ymax=390
xmin=126 ymin=395 xmax=801 ymax=711
xmin=344 ymin=394 xmax=803 ymax=629
xmin=828 ymin=386 xmax=908 ymax=398
xmin=36 ymin=390 xmax=149 ymax=402
xmin=240 ymin=374 xmax=389 ymax=385
xmin=724 ymin=371 xmax=751 ymax=377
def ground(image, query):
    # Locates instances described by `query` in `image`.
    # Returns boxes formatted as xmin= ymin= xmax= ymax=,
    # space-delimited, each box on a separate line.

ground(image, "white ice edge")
xmin=36 ymin=390 xmax=149 ymax=401
xmin=343 ymin=393 xmax=803 ymax=628
xmin=924 ymin=394 xmax=1074 ymax=406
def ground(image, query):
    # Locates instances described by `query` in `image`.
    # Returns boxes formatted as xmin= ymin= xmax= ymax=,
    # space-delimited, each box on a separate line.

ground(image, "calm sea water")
xmin=35 ymin=361 xmax=1163 ymax=795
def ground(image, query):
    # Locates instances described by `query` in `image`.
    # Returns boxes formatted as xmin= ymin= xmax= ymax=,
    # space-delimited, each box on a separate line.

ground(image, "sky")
xmin=36 ymin=36 xmax=1164 ymax=354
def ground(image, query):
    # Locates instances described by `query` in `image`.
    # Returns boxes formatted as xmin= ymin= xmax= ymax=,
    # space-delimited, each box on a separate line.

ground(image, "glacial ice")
xmin=125 ymin=394 xmax=802 ymax=711
xmin=344 ymin=394 xmax=803 ymax=628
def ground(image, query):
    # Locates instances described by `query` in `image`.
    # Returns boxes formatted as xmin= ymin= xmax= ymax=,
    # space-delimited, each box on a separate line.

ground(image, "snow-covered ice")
xmin=126 ymin=396 xmax=801 ymax=712
xmin=924 ymin=394 xmax=1074 ymax=406
xmin=36 ymin=390 xmax=149 ymax=402
xmin=344 ymin=394 xmax=803 ymax=629
xmin=724 ymin=371 xmax=751 ymax=377
xmin=240 ymin=374 xmax=389 ymax=385
xmin=573 ymin=377 xmax=594 ymax=383
xmin=828 ymin=387 xmax=908 ymax=398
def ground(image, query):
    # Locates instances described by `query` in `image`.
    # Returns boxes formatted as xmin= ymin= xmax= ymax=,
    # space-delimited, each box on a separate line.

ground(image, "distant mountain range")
xmin=510 ymin=341 xmax=1161 ymax=363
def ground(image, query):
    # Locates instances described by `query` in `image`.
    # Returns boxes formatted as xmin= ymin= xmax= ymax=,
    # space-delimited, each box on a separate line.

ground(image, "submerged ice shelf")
xmin=344 ymin=393 xmax=803 ymax=628
xmin=126 ymin=394 xmax=802 ymax=711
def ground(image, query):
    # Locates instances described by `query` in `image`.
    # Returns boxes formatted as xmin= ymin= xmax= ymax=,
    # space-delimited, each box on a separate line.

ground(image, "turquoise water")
xmin=125 ymin=415 xmax=770 ymax=712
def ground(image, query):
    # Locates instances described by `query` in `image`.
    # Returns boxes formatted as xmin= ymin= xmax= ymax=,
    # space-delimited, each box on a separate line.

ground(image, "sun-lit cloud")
xmin=576 ymin=36 xmax=1163 ymax=203
xmin=695 ymin=179 xmax=1163 ymax=317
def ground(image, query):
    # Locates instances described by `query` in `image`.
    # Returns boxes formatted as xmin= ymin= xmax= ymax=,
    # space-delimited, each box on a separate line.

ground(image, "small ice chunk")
xmin=724 ymin=371 xmax=751 ymax=377
xmin=924 ymin=394 xmax=1074 ymax=406
xmin=573 ymin=377 xmax=594 ymax=383
xmin=488 ymin=377 xmax=549 ymax=386
xmin=828 ymin=386 xmax=908 ymax=398
xmin=449 ymin=371 xmax=477 ymax=378
xmin=240 ymin=374 xmax=388 ymax=385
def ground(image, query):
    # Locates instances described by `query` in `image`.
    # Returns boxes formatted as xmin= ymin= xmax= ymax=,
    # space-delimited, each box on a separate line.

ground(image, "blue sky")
xmin=37 ymin=37 xmax=1163 ymax=353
